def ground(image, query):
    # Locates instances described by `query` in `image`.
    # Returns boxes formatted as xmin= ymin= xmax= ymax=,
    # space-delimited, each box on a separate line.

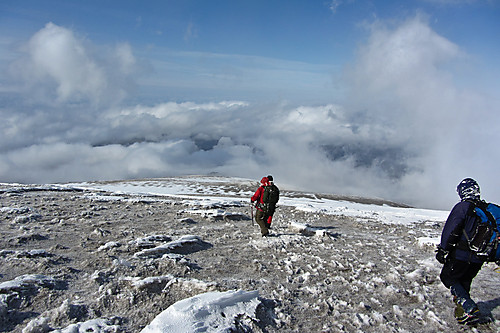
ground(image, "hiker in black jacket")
xmin=436 ymin=178 xmax=485 ymax=325
xmin=265 ymin=175 xmax=279 ymax=228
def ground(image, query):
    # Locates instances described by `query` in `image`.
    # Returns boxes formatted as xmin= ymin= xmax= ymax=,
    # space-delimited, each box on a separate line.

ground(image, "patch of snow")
xmin=54 ymin=318 xmax=120 ymax=333
xmin=0 ymin=274 xmax=57 ymax=292
xmin=417 ymin=236 xmax=440 ymax=248
xmin=140 ymin=290 xmax=260 ymax=333
xmin=134 ymin=235 xmax=210 ymax=258
xmin=98 ymin=242 xmax=121 ymax=251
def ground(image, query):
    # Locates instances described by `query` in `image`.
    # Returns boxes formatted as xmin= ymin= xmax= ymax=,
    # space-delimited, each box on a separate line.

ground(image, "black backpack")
xmin=261 ymin=184 xmax=279 ymax=213
xmin=462 ymin=200 xmax=500 ymax=262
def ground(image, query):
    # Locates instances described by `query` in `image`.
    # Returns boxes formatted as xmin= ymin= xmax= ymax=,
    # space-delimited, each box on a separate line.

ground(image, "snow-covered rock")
xmin=141 ymin=290 xmax=260 ymax=333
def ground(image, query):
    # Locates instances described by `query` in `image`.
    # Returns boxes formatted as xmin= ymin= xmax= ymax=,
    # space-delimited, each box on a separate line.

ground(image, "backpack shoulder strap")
xmin=465 ymin=199 xmax=498 ymax=229
xmin=464 ymin=199 xmax=477 ymax=214
xmin=460 ymin=200 xmax=480 ymax=245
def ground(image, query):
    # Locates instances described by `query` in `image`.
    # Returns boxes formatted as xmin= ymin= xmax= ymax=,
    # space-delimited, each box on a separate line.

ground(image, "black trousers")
xmin=440 ymin=258 xmax=483 ymax=313
xmin=440 ymin=259 xmax=482 ymax=291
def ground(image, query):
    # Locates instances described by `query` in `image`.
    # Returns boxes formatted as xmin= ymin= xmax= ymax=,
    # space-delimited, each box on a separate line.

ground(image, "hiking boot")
xmin=454 ymin=303 xmax=464 ymax=319
xmin=456 ymin=307 xmax=481 ymax=326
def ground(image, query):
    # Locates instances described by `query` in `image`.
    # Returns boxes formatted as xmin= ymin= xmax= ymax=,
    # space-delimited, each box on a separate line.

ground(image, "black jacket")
xmin=440 ymin=200 xmax=484 ymax=263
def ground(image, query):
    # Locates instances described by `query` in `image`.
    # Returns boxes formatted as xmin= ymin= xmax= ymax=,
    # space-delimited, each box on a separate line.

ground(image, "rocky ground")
xmin=0 ymin=179 xmax=499 ymax=332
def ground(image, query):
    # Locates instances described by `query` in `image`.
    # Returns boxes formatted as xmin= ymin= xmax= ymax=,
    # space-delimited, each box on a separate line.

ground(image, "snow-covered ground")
xmin=1 ymin=176 xmax=499 ymax=332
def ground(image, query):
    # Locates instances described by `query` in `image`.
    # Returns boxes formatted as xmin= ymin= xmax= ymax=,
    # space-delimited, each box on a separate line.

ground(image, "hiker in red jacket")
xmin=251 ymin=177 xmax=271 ymax=237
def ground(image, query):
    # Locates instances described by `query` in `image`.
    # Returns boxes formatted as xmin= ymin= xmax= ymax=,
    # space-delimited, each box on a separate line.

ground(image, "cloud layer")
xmin=1 ymin=18 xmax=499 ymax=209
xmin=7 ymin=23 xmax=136 ymax=107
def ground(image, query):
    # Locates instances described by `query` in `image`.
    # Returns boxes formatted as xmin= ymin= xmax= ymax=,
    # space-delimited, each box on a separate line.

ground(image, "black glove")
xmin=435 ymin=246 xmax=449 ymax=264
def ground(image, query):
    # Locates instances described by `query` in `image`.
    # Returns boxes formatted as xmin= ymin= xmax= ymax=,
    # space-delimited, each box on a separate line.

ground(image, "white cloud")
xmin=329 ymin=0 xmax=343 ymax=14
xmin=184 ymin=21 xmax=198 ymax=42
xmin=342 ymin=15 xmax=500 ymax=207
xmin=1 ymin=18 xmax=499 ymax=209
xmin=8 ymin=22 xmax=137 ymax=107
xmin=419 ymin=0 xmax=479 ymax=5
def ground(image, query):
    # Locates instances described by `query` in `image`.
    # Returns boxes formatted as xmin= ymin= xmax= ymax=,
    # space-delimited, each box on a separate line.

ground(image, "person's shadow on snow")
xmin=477 ymin=297 xmax=500 ymax=322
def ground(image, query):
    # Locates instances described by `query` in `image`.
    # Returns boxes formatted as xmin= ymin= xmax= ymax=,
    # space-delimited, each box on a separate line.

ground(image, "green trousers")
xmin=255 ymin=209 xmax=269 ymax=236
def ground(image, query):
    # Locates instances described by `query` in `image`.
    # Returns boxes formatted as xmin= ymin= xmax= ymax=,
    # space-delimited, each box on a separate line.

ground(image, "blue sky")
xmin=1 ymin=0 xmax=500 ymax=209
xmin=2 ymin=0 xmax=498 ymax=103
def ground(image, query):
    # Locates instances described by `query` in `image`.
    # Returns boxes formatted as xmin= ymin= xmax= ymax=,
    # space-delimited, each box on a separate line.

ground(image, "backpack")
xmin=261 ymin=184 xmax=279 ymax=214
xmin=463 ymin=201 xmax=500 ymax=262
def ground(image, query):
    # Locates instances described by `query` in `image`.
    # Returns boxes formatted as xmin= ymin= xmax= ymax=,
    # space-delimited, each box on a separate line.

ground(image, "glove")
xmin=435 ymin=245 xmax=449 ymax=264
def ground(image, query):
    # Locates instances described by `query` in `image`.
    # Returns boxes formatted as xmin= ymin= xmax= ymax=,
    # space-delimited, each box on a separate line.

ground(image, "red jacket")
xmin=251 ymin=177 xmax=270 ymax=211
xmin=251 ymin=186 xmax=265 ymax=205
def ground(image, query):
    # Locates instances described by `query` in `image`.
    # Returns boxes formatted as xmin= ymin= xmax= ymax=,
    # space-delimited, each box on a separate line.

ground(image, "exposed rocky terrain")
xmin=1 ymin=178 xmax=499 ymax=332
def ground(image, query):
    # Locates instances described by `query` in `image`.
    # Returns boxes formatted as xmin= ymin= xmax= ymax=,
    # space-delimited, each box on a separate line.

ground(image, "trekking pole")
xmin=250 ymin=202 xmax=254 ymax=225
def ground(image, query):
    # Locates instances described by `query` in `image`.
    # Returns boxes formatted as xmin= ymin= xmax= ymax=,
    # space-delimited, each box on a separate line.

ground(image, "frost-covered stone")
xmin=0 ymin=178 xmax=496 ymax=333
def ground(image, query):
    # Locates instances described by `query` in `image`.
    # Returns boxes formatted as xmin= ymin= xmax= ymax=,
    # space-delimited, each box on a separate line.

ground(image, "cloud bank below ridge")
xmin=1 ymin=17 xmax=499 ymax=210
